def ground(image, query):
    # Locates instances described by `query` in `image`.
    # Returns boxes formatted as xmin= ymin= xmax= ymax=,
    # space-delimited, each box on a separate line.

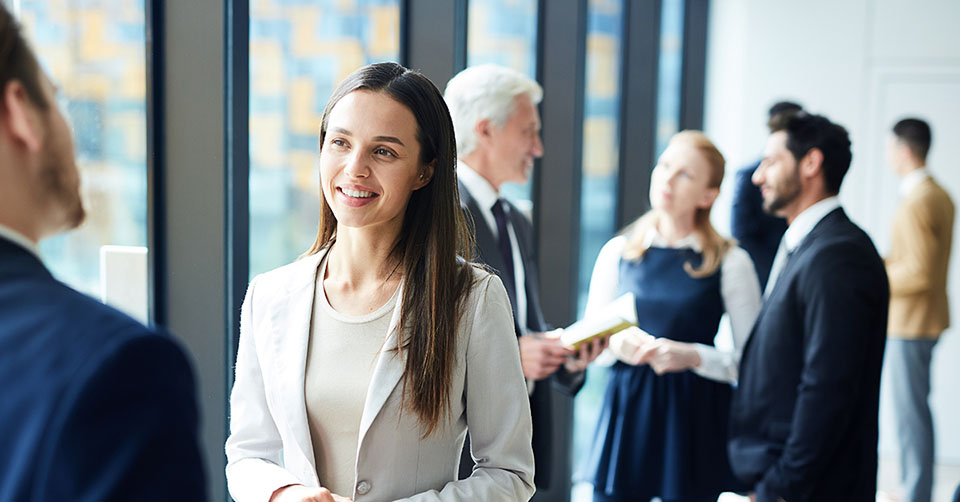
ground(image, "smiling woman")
xmin=225 ymin=62 xmax=536 ymax=502
xmin=318 ymin=91 xmax=428 ymax=235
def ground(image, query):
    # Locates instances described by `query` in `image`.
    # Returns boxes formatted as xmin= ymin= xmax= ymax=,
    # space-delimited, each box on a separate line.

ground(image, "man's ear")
xmin=1 ymin=80 xmax=44 ymax=153
xmin=474 ymin=118 xmax=493 ymax=145
xmin=800 ymin=148 xmax=824 ymax=180
xmin=414 ymin=160 xmax=436 ymax=190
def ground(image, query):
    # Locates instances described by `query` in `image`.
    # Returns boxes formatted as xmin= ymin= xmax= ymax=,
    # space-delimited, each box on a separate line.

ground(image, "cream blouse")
xmin=303 ymin=254 xmax=400 ymax=497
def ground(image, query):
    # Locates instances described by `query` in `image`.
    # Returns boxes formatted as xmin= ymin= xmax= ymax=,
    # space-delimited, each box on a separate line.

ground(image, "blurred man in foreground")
xmin=0 ymin=5 xmax=206 ymax=500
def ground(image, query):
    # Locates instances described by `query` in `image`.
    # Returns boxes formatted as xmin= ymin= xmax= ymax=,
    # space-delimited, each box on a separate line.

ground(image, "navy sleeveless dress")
xmin=586 ymin=247 xmax=745 ymax=501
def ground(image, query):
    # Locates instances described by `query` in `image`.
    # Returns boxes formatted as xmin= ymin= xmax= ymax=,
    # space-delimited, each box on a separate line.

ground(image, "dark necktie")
xmin=490 ymin=198 xmax=518 ymax=315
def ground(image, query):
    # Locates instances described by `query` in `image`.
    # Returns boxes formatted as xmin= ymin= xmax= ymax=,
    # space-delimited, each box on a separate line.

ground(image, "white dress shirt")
xmin=458 ymin=162 xmax=529 ymax=332
xmin=765 ymin=196 xmax=842 ymax=296
xmin=0 ymin=224 xmax=41 ymax=260
xmin=900 ymin=167 xmax=931 ymax=197
xmin=585 ymin=230 xmax=762 ymax=383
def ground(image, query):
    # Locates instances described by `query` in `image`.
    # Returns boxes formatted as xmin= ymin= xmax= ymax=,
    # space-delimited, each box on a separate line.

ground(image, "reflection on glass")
xmin=17 ymin=0 xmax=148 ymax=299
xmin=466 ymin=0 xmax=538 ymax=206
xmin=572 ymin=0 xmax=623 ymax=495
xmin=654 ymin=0 xmax=685 ymax=158
xmin=248 ymin=0 xmax=400 ymax=278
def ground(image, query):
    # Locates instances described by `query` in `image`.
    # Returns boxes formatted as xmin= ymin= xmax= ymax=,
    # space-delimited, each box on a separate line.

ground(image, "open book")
xmin=551 ymin=293 xmax=638 ymax=349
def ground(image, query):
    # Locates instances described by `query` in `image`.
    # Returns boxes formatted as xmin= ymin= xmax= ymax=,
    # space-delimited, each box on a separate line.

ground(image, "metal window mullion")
xmin=616 ymin=0 xmax=662 ymax=230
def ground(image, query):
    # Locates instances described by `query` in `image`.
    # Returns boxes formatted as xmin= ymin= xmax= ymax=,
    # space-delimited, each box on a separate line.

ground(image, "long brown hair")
xmin=303 ymin=62 xmax=474 ymax=437
xmin=622 ymin=130 xmax=733 ymax=277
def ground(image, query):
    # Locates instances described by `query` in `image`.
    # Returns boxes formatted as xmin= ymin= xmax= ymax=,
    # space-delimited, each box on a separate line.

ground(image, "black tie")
xmin=490 ymin=199 xmax=518 ymax=315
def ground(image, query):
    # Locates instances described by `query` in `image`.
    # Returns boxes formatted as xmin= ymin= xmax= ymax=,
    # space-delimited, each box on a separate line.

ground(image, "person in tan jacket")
xmin=885 ymin=117 xmax=954 ymax=502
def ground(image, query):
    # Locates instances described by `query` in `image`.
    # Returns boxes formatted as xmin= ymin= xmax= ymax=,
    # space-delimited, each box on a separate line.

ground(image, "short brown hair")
xmin=892 ymin=117 xmax=932 ymax=162
xmin=771 ymin=112 xmax=852 ymax=195
xmin=0 ymin=3 xmax=49 ymax=110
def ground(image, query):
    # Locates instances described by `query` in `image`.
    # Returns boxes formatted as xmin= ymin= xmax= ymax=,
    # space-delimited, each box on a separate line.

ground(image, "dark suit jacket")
xmin=458 ymin=182 xmax=584 ymax=490
xmin=0 ymin=236 xmax=206 ymax=501
xmin=731 ymin=162 xmax=788 ymax=289
xmin=728 ymin=209 xmax=888 ymax=502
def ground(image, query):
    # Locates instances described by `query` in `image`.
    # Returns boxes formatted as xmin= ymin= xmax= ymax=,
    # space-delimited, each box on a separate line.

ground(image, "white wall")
xmin=705 ymin=0 xmax=960 ymax=464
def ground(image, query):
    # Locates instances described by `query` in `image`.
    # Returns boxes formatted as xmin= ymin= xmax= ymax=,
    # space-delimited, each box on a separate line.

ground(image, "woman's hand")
xmin=270 ymin=484 xmax=354 ymax=502
xmin=607 ymin=326 xmax=654 ymax=363
xmin=630 ymin=337 xmax=701 ymax=374
xmin=563 ymin=334 xmax=609 ymax=372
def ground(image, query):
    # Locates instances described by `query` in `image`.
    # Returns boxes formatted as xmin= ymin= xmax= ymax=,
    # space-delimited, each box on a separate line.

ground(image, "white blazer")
xmin=225 ymin=250 xmax=535 ymax=502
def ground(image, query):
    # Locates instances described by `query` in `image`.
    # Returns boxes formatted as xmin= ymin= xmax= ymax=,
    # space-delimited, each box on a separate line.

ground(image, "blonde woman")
xmin=583 ymin=131 xmax=761 ymax=502
xmin=225 ymin=63 xmax=534 ymax=502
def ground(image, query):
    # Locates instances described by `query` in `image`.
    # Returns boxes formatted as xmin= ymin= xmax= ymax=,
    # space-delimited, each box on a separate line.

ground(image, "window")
xmin=655 ymin=0 xmax=685 ymax=157
xmin=248 ymin=0 xmax=400 ymax=278
xmin=466 ymin=0 xmax=538 ymax=207
xmin=577 ymin=0 xmax=624 ymax=317
xmin=16 ymin=0 xmax=149 ymax=308
xmin=572 ymin=0 xmax=624 ymax=497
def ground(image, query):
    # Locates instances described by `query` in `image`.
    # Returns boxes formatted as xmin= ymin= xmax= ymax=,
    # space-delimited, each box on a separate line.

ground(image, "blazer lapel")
xmin=460 ymin=186 xmax=494 ymax=260
xmin=459 ymin=182 xmax=518 ymax=312
xmin=506 ymin=203 xmax=548 ymax=332
xmin=357 ymin=282 xmax=407 ymax=446
xmin=268 ymin=250 xmax=326 ymax=481
xmin=748 ymin=208 xmax=847 ymax=354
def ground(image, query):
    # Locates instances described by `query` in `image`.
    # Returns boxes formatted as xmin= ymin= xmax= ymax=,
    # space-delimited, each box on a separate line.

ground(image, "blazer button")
xmin=356 ymin=480 xmax=371 ymax=495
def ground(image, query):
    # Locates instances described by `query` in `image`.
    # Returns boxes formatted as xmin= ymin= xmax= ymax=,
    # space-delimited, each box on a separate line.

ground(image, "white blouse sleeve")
xmin=691 ymin=246 xmax=762 ymax=383
xmin=584 ymin=236 xmax=627 ymax=367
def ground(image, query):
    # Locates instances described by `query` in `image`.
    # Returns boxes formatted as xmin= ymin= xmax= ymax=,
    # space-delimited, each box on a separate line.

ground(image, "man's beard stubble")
xmin=38 ymin=145 xmax=85 ymax=230
xmin=762 ymin=170 xmax=801 ymax=216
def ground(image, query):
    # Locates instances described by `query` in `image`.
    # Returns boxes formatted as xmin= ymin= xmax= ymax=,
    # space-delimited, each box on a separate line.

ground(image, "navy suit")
xmin=0 ymin=236 xmax=206 ymax=501
xmin=730 ymin=162 xmax=787 ymax=289
xmin=729 ymin=209 xmax=888 ymax=502
xmin=458 ymin=182 xmax=584 ymax=492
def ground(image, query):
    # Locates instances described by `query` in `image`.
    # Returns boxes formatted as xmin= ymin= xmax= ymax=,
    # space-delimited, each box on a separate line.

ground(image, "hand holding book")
xmin=546 ymin=293 xmax=639 ymax=350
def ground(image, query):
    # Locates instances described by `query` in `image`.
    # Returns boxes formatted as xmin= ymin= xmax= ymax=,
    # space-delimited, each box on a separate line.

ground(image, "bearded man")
xmin=0 ymin=5 xmax=206 ymax=500
xmin=727 ymin=112 xmax=889 ymax=502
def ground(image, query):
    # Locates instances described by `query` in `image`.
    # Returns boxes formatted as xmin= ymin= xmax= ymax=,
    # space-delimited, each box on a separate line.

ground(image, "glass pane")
xmin=248 ymin=0 xmax=400 ymax=278
xmin=654 ymin=0 xmax=685 ymax=158
xmin=16 ymin=1 xmax=149 ymax=304
xmin=466 ymin=0 xmax=538 ymax=207
xmin=572 ymin=0 xmax=623 ymax=497
xmin=577 ymin=0 xmax=623 ymax=317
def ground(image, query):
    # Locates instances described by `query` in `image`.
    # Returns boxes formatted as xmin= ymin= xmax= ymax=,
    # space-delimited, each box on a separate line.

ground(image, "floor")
xmin=571 ymin=457 xmax=960 ymax=502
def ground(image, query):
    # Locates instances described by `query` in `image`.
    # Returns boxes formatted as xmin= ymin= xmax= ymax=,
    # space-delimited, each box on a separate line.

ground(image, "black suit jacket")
xmin=0 ymin=237 xmax=206 ymax=501
xmin=730 ymin=162 xmax=788 ymax=289
xmin=728 ymin=208 xmax=888 ymax=502
xmin=458 ymin=182 xmax=584 ymax=490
